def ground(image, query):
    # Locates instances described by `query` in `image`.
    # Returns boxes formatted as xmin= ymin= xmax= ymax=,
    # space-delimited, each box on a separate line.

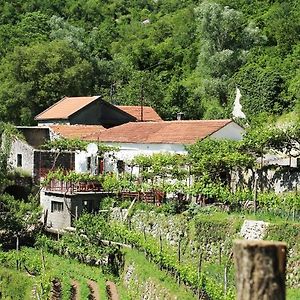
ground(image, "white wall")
xmin=75 ymin=151 xmax=89 ymax=173
xmin=101 ymin=142 xmax=186 ymax=175
xmin=40 ymin=190 xmax=72 ymax=229
xmin=75 ymin=123 xmax=244 ymax=176
xmin=38 ymin=120 xmax=70 ymax=126
xmin=75 ymin=151 xmax=100 ymax=174
xmin=8 ymin=138 xmax=34 ymax=176
xmin=211 ymin=122 xmax=244 ymax=140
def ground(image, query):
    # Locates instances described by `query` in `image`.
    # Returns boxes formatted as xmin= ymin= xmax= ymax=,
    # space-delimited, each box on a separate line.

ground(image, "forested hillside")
xmin=0 ymin=0 xmax=299 ymax=125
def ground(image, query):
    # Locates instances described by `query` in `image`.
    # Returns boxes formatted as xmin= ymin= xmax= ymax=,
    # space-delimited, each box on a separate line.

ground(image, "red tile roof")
xmin=35 ymin=96 xmax=100 ymax=120
xmin=50 ymin=125 xmax=106 ymax=139
xmin=116 ymin=106 xmax=162 ymax=122
xmin=83 ymin=119 xmax=233 ymax=144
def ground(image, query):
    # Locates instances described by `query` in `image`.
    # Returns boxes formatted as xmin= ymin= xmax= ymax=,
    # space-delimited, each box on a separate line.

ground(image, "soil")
xmin=106 ymin=281 xmax=119 ymax=300
xmin=87 ymin=279 xmax=100 ymax=300
xmin=71 ymin=280 xmax=80 ymax=300
xmin=50 ymin=279 xmax=62 ymax=300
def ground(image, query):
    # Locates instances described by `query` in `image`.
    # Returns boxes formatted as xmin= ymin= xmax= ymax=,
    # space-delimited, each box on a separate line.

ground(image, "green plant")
xmin=99 ymin=197 xmax=116 ymax=210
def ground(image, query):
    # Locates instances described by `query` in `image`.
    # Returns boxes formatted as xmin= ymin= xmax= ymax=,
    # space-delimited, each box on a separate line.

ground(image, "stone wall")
xmin=240 ymin=220 xmax=269 ymax=240
xmin=123 ymin=263 xmax=178 ymax=300
xmin=111 ymin=208 xmax=300 ymax=289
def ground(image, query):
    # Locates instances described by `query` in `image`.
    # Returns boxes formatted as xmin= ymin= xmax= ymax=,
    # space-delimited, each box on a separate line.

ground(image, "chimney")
xmin=177 ymin=112 xmax=184 ymax=121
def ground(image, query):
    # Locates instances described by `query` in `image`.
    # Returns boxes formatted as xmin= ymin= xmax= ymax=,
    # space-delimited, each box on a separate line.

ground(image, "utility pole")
xmin=140 ymin=76 xmax=144 ymax=122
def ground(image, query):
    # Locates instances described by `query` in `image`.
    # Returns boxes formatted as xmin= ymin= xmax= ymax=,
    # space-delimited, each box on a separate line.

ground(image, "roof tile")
xmin=35 ymin=96 xmax=100 ymax=120
xmin=83 ymin=120 xmax=233 ymax=144
xmin=50 ymin=125 xmax=106 ymax=139
xmin=116 ymin=106 xmax=162 ymax=122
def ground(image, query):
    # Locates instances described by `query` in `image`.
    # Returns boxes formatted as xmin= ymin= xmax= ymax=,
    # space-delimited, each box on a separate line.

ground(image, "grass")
xmin=0 ymin=247 xmax=109 ymax=299
xmin=97 ymin=278 xmax=108 ymax=299
xmin=0 ymin=267 xmax=34 ymax=299
xmin=287 ymin=288 xmax=300 ymax=300
xmin=118 ymin=248 xmax=196 ymax=300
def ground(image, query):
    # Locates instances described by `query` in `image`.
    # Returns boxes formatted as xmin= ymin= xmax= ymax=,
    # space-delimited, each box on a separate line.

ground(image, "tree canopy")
xmin=0 ymin=0 xmax=298 ymax=124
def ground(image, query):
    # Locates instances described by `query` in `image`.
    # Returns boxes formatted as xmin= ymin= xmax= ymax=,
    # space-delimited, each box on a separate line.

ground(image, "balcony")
xmin=44 ymin=179 xmax=102 ymax=194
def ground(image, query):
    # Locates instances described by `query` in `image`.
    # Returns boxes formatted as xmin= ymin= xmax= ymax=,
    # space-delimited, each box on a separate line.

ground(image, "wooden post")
xmin=16 ymin=235 xmax=19 ymax=270
xmin=197 ymin=250 xmax=203 ymax=300
xmin=233 ymin=240 xmax=287 ymax=300
xmin=143 ymin=226 xmax=146 ymax=241
xmin=253 ymin=171 xmax=258 ymax=214
xmin=41 ymin=248 xmax=46 ymax=273
xmin=159 ymin=234 xmax=163 ymax=270
xmin=177 ymin=237 xmax=181 ymax=284
xmin=224 ymin=265 xmax=228 ymax=296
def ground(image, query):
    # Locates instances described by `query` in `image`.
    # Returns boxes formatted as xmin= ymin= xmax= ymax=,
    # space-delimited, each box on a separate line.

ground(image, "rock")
xmin=240 ymin=220 xmax=269 ymax=240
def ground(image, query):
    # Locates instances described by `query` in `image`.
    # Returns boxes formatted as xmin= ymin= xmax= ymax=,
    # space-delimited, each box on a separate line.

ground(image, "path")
xmin=50 ymin=279 xmax=62 ymax=300
xmin=71 ymin=279 xmax=80 ymax=300
xmin=88 ymin=279 xmax=100 ymax=300
xmin=106 ymin=281 xmax=119 ymax=300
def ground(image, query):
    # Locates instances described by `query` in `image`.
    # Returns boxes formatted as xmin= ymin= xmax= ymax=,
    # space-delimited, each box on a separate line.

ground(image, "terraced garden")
xmin=0 ymin=244 xmax=196 ymax=300
xmin=0 ymin=247 xmax=116 ymax=300
xmin=1 ymin=201 xmax=300 ymax=299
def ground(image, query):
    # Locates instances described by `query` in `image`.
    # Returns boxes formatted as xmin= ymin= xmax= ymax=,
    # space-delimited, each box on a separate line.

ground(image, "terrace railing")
xmin=44 ymin=179 xmax=102 ymax=194
xmin=119 ymin=190 xmax=165 ymax=206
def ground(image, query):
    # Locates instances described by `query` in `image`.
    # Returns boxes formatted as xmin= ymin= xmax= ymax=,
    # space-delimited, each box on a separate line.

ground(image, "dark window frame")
xmin=117 ymin=160 xmax=125 ymax=173
xmin=51 ymin=201 xmax=64 ymax=213
xmin=87 ymin=157 xmax=91 ymax=171
xmin=17 ymin=153 xmax=22 ymax=167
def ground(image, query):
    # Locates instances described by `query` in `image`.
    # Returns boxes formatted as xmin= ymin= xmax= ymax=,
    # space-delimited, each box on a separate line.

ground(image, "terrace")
xmin=44 ymin=179 xmax=102 ymax=194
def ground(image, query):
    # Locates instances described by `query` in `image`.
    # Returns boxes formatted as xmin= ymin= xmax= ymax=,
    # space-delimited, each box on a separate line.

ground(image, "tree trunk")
xmin=233 ymin=240 xmax=286 ymax=300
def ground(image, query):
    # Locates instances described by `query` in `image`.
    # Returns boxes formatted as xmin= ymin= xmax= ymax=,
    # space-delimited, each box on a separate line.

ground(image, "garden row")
xmin=0 ymin=247 xmax=114 ymax=300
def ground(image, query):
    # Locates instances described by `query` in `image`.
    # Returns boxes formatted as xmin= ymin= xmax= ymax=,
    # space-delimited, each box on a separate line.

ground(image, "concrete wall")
xmin=69 ymin=194 xmax=101 ymax=220
xmin=211 ymin=122 xmax=244 ymax=140
xmin=17 ymin=126 xmax=50 ymax=148
xmin=41 ymin=190 xmax=103 ymax=229
xmin=259 ymin=167 xmax=300 ymax=194
xmin=41 ymin=191 xmax=72 ymax=229
xmin=8 ymin=138 xmax=34 ymax=176
xmin=102 ymin=142 xmax=186 ymax=175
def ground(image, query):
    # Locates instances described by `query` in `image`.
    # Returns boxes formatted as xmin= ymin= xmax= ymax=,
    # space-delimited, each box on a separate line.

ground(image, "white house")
xmin=82 ymin=119 xmax=245 ymax=174
xmin=8 ymin=125 xmax=107 ymax=181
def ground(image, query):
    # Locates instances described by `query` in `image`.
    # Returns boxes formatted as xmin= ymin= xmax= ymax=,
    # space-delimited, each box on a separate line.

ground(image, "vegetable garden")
xmin=0 ymin=246 xmax=122 ymax=300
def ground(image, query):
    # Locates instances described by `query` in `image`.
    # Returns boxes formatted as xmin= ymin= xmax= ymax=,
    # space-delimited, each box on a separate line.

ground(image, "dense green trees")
xmin=0 ymin=0 xmax=299 ymax=124
xmin=0 ymin=41 xmax=96 ymax=124
xmin=0 ymin=124 xmax=41 ymax=242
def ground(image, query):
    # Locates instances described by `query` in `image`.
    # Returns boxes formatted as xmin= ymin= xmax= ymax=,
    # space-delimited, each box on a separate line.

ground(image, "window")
xmin=117 ymin=160 xmax=125 ymax=173
xmin=51 ymin=201 xmax=63 ymax=212
xmin=17 ymin=154 xmax=22 ymax=167
xmin=98 ymin=157 xmax=104 ymax=174
xmin=87 ymin=157 xmax=91 ymax=171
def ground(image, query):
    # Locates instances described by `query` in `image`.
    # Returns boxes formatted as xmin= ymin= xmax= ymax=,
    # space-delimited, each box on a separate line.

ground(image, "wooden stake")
xmin=16 ymin=235 xmax=19 ymax=270
xmin=197 ymin=250 xmax=203 ymax=300
xmin=177 ymin=237 xmax=181 ymax=284
xmin=224 ymin=265 xmax=227 ymax=296
xmin=233 ymin=240 xmax=286 ymax=300
xmin=253 ymin=171 xmax=258 ymax=214
xmin=159 ymin=234 xmax=163 ymax=270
